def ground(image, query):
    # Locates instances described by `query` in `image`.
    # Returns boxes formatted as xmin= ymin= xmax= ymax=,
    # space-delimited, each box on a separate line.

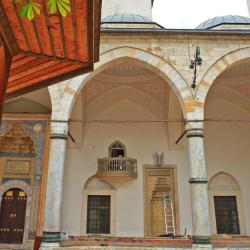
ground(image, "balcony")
xmin=96 ymin=157 xmax=138 ymax=188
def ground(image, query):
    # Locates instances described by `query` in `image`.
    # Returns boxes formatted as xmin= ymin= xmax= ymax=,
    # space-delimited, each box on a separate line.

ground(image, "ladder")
xmin=163 ymin=192 xmax=176 ymax=235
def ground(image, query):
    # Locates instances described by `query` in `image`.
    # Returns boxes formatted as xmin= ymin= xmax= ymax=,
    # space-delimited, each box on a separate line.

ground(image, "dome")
xmin=102 ymin=14 xmax=152 ymax=23
xmin=197 ymin=15 xmax=250 ymax=29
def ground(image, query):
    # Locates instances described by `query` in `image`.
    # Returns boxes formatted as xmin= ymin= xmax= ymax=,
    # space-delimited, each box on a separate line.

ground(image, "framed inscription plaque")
xmin=5 ymin=160 xmax=31 ymax=175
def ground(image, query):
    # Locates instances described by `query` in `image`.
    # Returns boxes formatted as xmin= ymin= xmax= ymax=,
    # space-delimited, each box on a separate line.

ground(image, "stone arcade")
xmin=1 ymin=1 xmax=250 ymax=250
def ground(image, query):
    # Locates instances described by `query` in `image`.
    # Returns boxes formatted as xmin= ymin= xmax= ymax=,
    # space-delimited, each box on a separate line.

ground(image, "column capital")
xmin=185 ymin=107 xmax=205 ymax=136
xmin=186 ymin=128 xmax=204 ymax=138
xmin=50 ymin=120 xmax=69 ymax=140
xmin=186 ymin=121 xmax=204 ymax=138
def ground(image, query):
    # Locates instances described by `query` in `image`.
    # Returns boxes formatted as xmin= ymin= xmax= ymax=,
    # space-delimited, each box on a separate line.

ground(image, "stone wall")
xmin=46 ymin=30 xmax=250 ymax=238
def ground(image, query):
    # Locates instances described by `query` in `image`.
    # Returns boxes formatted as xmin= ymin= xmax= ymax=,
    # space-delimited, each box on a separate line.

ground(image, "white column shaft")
xmin=186 ymin=125 xmax=211 ymax=244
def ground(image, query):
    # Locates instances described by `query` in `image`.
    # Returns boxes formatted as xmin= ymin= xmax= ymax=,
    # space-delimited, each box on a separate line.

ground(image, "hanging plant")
xmin=12 ymin=0 xmax=71 ymax=20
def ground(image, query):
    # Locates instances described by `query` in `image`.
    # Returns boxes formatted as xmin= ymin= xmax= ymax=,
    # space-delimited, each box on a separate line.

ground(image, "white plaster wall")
xmin=101 ymin=0 xmax=152 ymax=19
xmin=61 ymin=99 xmax=192 ymax=237
xmin=205 ymin=97 xmax=250 ymax=235
xmin=61 ymin=85 xmax=250 ymax=237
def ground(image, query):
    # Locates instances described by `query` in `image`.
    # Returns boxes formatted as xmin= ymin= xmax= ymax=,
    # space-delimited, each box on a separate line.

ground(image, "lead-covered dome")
xmin=197 ymin=15 xmax=250 ymax=29
xmin=101 ymin=13 xmax=162 ymax=29
xmin=102 ymin=13 xmax=152 ymax=23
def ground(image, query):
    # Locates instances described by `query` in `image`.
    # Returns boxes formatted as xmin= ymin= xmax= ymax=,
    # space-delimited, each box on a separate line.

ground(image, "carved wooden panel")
xmin=144 ymin=165 xmax=179 ymax=237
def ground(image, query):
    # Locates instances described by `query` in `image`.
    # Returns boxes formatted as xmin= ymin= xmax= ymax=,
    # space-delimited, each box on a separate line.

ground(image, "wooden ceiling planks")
xmin=0 ymin=0 xmax=101 ymax=100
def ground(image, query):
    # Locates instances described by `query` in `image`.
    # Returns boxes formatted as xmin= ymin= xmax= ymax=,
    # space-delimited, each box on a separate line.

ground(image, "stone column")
xmin=41 ymin=121 xmax=68 ymax=248
xmin=186 ymin=120 xmax=211 ymax=245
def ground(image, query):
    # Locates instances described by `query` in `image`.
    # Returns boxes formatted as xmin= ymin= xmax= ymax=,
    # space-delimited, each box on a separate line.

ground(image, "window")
xmin=82 ymin=177 xmax=116 ymax=235
xmin=208 ymin=172 xmax=246 ymax=235
xmin=109 ymin=141 xmax=126 ymax=158
xmin=87 ymin=195 xmax=111 ymax=234
xmin=214 ymin=196 xmax=240 ymax=235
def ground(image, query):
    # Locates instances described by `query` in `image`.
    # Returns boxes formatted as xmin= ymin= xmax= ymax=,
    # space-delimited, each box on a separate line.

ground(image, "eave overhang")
xmin=0 ymin=0 xmax=101 ymax=99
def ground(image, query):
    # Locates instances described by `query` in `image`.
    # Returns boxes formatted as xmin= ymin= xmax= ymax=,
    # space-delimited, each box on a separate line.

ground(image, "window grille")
xmin=214 ymin=196 xmax=240 ymax=235
xmin=87 ymin=195 xmax=111 ymax=234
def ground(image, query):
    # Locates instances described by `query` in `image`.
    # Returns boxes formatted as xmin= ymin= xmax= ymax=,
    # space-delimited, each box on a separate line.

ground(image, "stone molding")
xmin=42 ymin=231 xmax=61 ymax=243
xmin=50 ymin=121 xmax=69 ymax=137
xmin=192 ymin=236 xmax=211 ymax=244
xmin=50 ymin=134 xmax=68 ymax=140
xmin=186 ymin=125 xmax=204 ymax=139
xmin=189 ymin=178 xmax=208 ymax=184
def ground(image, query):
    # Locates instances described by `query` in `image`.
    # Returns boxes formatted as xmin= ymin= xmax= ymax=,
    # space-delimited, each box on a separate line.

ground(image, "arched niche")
xmin=81 ymin=176 xmax=116 ymax=236
xmin=84 ymin=175 xmax=114 ymax=190
xmin=209 ymin=172 xmax=240 ymax=191
xmin=208 ymin=172 xmax=246 ymax=236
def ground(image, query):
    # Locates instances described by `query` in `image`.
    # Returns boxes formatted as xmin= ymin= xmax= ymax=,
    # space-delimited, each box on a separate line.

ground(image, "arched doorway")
xmin=0 ymin=188 xmax=27 ymax=244
xmin=204 ymin=56 xmax=250 ymax=235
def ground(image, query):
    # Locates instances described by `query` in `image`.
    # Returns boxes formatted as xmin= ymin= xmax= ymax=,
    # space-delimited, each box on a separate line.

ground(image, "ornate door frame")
xmin=143 ymin=165 xmax=180 ymax=237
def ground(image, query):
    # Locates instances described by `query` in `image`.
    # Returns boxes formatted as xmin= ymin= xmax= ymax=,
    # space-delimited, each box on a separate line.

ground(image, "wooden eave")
xmin=0 ymin=0 xmax=101 ymax=99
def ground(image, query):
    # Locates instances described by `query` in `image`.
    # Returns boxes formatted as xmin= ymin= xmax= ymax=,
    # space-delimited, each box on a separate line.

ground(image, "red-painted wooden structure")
xmin=0 ymin=0 xmax=101 ymax=119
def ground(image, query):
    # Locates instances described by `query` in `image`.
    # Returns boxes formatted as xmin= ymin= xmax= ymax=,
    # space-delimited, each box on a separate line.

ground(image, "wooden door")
xmin=0 ymin=188 xmax=27 ymax=244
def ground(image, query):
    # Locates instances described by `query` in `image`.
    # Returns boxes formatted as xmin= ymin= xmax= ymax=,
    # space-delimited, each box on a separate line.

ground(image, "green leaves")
xmin=48 ymin=0 xmax=71 ymax=17
xmin=14 ymin=0 xmax=71 ymax=20
xmin=19 ymin=1 xmax=41 ymax=20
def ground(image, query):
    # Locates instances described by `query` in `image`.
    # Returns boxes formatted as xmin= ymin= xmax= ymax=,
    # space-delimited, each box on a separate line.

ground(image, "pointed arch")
xmin=196 ymin=47 xmax=250 ymax=104
xmin=208 ymin=172 xmax=240 ymax=190
xmin=84 ymin=175 xmax=114 ymax=190
xmin=56 ymin=46 xmax=191 ymax=120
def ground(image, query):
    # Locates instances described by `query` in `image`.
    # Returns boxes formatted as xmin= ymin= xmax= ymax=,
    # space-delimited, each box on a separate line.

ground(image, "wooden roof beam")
xmin=0 ymin=42 xmax=12 ymax=121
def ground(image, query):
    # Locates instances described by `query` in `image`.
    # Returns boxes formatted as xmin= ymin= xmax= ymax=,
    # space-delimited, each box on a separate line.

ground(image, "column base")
xmin=192 ymin=236 xmax=211 ymax=245
xmin=42 ymin=231 xmax=61 ymax=243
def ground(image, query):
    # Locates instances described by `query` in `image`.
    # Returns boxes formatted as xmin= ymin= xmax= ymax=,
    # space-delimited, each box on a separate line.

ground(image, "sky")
xmin=152 ymin=0 xmax=249 ymax=29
